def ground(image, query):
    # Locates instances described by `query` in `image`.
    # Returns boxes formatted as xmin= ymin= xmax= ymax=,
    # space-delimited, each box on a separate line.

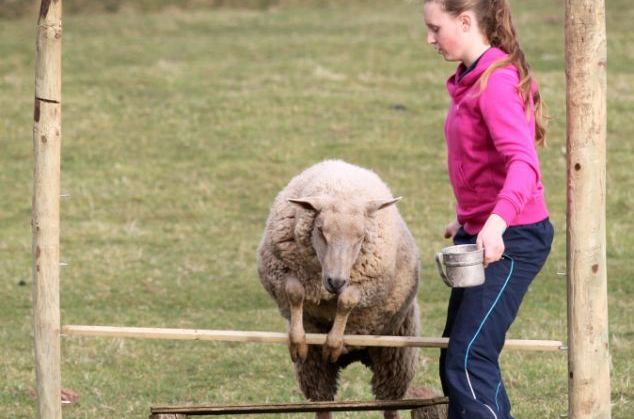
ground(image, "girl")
xmin=423 ymin=1 xmax=554 ymax=418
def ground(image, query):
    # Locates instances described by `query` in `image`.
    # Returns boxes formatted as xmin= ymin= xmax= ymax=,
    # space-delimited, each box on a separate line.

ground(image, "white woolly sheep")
xmin=257 ymin=160 xmax=421 ymax=419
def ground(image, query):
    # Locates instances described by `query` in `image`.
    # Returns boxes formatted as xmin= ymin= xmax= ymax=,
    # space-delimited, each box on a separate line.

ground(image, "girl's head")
xmin=423 ymin=1 xmax=488 ymax=63
xmin=423 ymin=0 xmax=547 ymax=146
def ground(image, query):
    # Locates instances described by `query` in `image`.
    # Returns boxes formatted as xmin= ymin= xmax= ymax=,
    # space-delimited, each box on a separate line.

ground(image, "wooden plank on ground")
xmin=150 ymin=398 xmax=449 ymax=416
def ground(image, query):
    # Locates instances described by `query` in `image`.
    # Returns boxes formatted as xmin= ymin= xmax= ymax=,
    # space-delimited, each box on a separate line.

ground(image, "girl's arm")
xmin=478 ymin=67 xmax=542 ymax=265
xmin=479 ymin=67 xmax=542 ymax=227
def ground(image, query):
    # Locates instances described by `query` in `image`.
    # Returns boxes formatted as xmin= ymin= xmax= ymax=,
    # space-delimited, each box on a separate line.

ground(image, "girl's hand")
xmin=444 ymin=218 xmax=461 ymax=239
xmin=476 ymin=214 xmax=507 ymax=267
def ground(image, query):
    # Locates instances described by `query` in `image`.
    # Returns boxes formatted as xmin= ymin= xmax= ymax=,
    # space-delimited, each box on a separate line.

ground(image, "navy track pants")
xmin=439 ymin=218 xmax=554 ymax=419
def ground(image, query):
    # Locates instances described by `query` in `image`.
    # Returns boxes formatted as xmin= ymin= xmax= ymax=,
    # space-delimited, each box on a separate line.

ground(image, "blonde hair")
xmin=426 ymin=0 xmax=546 ymax=145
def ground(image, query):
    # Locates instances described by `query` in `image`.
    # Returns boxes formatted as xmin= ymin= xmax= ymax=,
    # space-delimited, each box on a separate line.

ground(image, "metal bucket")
xmin=435 ymin=244 xmax=485 ymax=288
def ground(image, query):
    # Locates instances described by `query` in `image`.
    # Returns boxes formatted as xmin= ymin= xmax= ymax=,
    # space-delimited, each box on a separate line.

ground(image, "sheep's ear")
xmin=365 ymin=196 xmax=402 ymax=215
xmin=288 ymin=196 xmax=325 ymax=212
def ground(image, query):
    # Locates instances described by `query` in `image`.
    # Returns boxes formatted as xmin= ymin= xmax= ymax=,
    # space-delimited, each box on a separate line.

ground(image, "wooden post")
xmin=565 ymin=0 xmax=611 ymax=418
xmin=33 ymin=1 xmax=63 ymax=418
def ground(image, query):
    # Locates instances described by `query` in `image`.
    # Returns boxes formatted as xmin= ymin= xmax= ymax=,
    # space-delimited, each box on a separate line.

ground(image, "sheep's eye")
xmin=317 ymin=226 xmax=326 ymax=240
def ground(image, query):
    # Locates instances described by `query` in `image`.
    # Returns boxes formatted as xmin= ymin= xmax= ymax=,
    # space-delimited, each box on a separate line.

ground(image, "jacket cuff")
xmin=492 ymin=198 xmax=517 ymax=227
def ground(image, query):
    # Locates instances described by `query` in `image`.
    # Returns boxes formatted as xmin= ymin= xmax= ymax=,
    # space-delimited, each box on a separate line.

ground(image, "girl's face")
xmin=423 ymin=1 xmax=467 ymax=62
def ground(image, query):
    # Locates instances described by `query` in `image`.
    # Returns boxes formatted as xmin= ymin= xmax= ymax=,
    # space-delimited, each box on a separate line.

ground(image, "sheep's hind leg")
xmin=370 ymin=305 xmax=420 ymax=419
xmin=285 ymin=277 xmax=308 ymax=362
xmin=295 ymin=344 xmax=339 ymax=419
xmin=323 ymin=286 xmax=361 ymax=363
xmin=369 ymin=345 xmax=417 ymax=419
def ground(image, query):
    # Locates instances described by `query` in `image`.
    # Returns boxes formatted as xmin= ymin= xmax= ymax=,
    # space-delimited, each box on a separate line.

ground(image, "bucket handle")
xmin=435 ymin=252 xmax=453 ymax=288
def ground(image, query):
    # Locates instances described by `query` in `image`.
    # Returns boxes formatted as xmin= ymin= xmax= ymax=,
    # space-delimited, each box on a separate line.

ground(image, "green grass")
xmin=1 ymin=1 xmax=632 ymax=417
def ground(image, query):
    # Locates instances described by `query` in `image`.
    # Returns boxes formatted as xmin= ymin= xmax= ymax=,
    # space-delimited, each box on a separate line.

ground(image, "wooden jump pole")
xmin=61 ymin=325 xmax=565 ymax=352
xmin=565 ymin=0 xmax=611 ymax=418
xmin=32 ymin=1 xmax=63 ymax=419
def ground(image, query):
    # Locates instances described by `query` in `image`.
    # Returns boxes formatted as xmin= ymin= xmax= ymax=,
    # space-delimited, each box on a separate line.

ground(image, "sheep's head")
xmin=288 ymin=195 xmax=401 ymax=295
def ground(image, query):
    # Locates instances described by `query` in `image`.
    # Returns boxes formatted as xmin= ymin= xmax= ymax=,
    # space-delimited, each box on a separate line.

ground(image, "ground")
xmin=0 ymin=1 xmax=632 ymax=417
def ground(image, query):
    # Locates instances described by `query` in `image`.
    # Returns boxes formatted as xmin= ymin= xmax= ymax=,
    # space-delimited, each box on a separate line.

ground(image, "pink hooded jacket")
xmin=445 ymin=47 xmax=549 ymax=234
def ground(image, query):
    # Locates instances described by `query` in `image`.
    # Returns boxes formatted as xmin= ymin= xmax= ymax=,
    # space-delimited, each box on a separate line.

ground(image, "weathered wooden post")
xmin=32 ymin=1 xmax=63 ymax=418
xmin=565 ymin=0 xmax=611 ymax=418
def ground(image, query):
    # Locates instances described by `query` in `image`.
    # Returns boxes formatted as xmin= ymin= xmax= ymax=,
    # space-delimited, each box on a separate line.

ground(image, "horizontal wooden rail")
xmin=62 ymin=325 xmax=565 ymax=352
xmin=150 ymin=397 xmax=449 ymax=415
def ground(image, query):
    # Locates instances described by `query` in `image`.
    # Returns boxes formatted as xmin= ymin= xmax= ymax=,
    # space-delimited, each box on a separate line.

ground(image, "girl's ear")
xmin=458 ymin=12 xmax=472 ymax=32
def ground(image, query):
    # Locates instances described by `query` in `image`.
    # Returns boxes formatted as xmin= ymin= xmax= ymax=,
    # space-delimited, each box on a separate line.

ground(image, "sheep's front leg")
xmin=286 ymin=277 xmax=308 ymax=362
xmin=323 ymin=286 xmax=361 ymax=363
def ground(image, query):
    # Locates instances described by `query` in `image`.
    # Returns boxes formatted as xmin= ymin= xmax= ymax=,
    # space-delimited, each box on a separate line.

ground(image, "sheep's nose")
xmin=326 ymin=277 xmax=347 ymax=294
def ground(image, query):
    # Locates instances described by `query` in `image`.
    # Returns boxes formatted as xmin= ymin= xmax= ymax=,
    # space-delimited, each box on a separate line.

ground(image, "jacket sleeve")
xmin=479 ymin=67 xmax=541 ymax=226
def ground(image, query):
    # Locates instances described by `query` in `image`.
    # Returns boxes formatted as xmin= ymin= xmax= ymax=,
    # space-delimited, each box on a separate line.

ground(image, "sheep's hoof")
xmin=289 ymin=337 xmax=308 ymax=362
xmin=322 ymin=335 xmax=345 ymax=363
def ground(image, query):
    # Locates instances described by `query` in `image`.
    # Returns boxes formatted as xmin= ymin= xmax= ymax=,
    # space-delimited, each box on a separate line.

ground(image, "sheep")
xmin=257 ymin=160 xmax=421 ymax=419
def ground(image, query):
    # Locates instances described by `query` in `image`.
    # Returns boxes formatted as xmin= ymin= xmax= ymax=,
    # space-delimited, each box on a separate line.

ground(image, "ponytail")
xmin=480 ymin=0 xmax=546 ymax=146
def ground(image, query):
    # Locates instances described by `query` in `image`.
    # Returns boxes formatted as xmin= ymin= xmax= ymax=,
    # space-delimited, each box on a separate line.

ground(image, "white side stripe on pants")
xmin=463 ymin=255 xmax=515 ymax=418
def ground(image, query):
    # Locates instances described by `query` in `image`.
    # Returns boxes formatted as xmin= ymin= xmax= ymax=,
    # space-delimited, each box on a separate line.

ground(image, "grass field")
xmin=1 ymin=1 xmax=632 ymax=417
